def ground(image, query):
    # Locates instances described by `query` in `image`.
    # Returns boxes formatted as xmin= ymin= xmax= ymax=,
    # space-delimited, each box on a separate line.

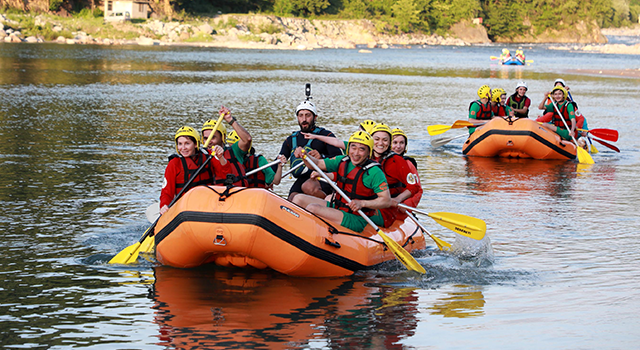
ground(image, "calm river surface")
xmin=1 ymin=42 xmax=639 ymax=349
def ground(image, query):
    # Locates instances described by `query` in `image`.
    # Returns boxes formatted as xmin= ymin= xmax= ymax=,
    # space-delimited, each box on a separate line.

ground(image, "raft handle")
xmin=324 ymin=238 xmax=341 ymax=248
xmin=213 ymin=235 xmax=227 ymax=246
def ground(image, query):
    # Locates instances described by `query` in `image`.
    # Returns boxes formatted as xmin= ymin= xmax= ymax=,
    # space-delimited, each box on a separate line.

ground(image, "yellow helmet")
xmin=551 ymin=86 xmax=568 ymax=100
xmin=347 ymin=131 xmax=374 ymax=158
xmin=359 ymin=119 xmax=377 ymax=134
xmin=391 ymin=127 xmax=408 ymax=152
xmin=174 ymin=126 xmax=200 ymax=153
xmin=502 ymin=48 xmax=509 ymax=54
xmin=202 ymin=119 xmax=227 ymax=145
xmin=491 ymin=88 xmax=506 ymax=103
xmin=370 ymin=123 xmax=392 ymax=139
xmin=477 ymin=85 xmax=491 ymax=99
xmin=227 ymin=130 xmax=240 ymax=145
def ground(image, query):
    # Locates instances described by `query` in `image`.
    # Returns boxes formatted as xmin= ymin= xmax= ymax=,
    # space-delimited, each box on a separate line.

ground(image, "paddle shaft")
xmin=304 ymin=156 xmax=380 ymax=230
xmin=549 ymin=95 xmax=593 ymax=164
xmin=282 ymin=161 xmax=304 ymax=177
xmin=138 ymin=152 xmax=214 ymax=244
xmin=245 ymin=158 xmax=282 ymax=177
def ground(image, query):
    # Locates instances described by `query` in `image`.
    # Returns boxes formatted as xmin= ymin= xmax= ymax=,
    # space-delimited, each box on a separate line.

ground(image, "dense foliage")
xmin=5 ymin=0 xmax=637 ymax=38
xmin=159 ymin=0 xmax=638 ymax=38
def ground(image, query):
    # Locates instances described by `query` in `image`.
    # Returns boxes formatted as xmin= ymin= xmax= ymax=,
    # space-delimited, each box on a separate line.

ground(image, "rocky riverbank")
xmin=0 ymin=13 xmax=474 ymax=48
xmin=2 ymin=12 xmax=640 ymax=55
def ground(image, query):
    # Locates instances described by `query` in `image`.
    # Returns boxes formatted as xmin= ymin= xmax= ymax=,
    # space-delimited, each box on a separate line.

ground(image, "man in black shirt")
xmin=279 ymin=100 xmax=343 ymax=201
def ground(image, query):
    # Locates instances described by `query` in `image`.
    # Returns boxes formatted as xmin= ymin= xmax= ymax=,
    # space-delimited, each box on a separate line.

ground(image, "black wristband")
xmin=228 ymin=117 xmax=236 ymax=126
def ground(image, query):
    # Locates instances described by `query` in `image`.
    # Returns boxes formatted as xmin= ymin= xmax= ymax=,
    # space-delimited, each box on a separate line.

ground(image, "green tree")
xmin=291 ymin=0 xmax=331 ymax=15
xmin=392 ymin=0 xmax=420 ymax=31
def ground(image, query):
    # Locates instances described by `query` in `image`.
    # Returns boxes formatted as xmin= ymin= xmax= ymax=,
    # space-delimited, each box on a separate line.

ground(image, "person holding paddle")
xmin=507 ymin=81 xmax=531 ymax=118
xmin=468 ymin=84 xmax=494 ymax=134
xmin=279 ymin=100 xmax=343 ymax=201
xmin=539 ymin=86 xmax=577 ymax=141
xmin=202 ymin=106 xmax=250 ymax=187
xmin=227 ymin=130 xmax=287 ymax=189
xmin=291 ymin=131 xmax=391 ymax=233
xmin=159 ymin=126 xmax=229 ymax=215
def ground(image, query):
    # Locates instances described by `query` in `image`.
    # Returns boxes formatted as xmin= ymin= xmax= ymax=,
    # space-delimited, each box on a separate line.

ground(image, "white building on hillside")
xmin=104 ymin=0 xmax=149 ymax=21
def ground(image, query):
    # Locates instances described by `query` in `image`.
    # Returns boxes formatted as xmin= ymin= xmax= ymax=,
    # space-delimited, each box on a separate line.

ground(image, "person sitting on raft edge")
xmin=468 ymin=84 xmax=494 ymax=135
xmin=292 ymin=131 xmax=391 ymax=233
xmin=201 ymin=106 xmax=251 ymax=187
xmin=159 ymin=126 xmax=229 ymax=215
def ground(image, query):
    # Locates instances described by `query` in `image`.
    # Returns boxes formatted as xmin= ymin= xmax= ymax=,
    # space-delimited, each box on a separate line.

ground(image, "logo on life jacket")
xmin=280 ymin=205 xmax=300 ymax=218
xmin=406 ymin=173 xmax=417 ymax=185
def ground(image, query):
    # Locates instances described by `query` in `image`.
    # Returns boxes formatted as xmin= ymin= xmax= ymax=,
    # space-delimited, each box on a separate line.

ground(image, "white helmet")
xmin=295 ymin=100 xmax=317 ymax=117
xmin=554 ymin=78 xmax=566 ymax=87
xmin=516 ymin=81 xmax=528 ymax=91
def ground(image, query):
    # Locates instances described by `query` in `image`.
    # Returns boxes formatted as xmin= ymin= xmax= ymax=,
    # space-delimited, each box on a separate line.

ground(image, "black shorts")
xmin=288 ymin=176 xmax=335 ymax=196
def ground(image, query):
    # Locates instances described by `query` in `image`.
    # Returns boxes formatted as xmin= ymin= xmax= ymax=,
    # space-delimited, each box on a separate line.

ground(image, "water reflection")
xmin=464 ymin=157 xmax=578 ymax=196
xmin=429 ymin=285 xmax=485 ymax=318
xmin=150 ymin=267 xmax=421 ymax=349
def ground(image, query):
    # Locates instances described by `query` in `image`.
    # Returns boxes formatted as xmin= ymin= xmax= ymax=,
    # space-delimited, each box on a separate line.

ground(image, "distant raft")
xmin=462 ymin=117 xmax=577 ymax=160
xmin=153 ymin=186 xmax=426 ymax=277
xmin=502 ymin=57 xmax=525 ymax=65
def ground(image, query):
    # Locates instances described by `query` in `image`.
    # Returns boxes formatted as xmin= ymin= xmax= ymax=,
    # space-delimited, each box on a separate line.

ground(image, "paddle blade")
xmin=451 ymin=120 xmax=474 ymax=129
xmin=139 ymin=235 xmax=155 ymax=253
xmin=589 ymin=140 xmax=599 ymax=154
xmin=145 ymin=203 xmax=160 ymax=223
xmin=427 ymin=212 xmax=486 ymax=240
xmin=577 ymin=147 xmax=595 ymax=164
xmin=427 ymin=124 xmax=452 ymax=136
xmin=432 ymin=234 xmax=452 ymax=251
xmin=378 ymin=231 xmax=426 ymax=274
xmin=108 ymin=242 xmax=142 ymax=264
xmin=590 ymin=128 xmax=618 ymax=142
xmin=431 ymin=134 xmax=466 ymax=148
xmin=592 ymin=137 xmax=620 ymax=152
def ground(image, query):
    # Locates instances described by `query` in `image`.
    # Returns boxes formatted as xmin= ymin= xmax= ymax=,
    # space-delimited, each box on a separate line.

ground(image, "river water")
xmin=1 ymin=42 xmax=639 ymax=349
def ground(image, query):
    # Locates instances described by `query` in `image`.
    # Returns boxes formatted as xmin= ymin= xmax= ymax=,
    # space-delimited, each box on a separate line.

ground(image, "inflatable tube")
xmin=462 ymin=117 xmax=577 ymax=160
xmin=153 ymin=186 xmax=426 ymax=277
xmin=502 ymin=57 xmax=525 ymax=65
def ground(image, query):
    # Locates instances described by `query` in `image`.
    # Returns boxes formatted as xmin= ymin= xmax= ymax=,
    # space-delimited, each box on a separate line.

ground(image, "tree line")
xmin=177 ymin=0 xmax=639 ymax=39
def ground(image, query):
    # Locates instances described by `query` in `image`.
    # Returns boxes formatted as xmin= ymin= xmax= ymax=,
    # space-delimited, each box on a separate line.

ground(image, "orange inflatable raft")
xmin=153 ymin=186 xmax=426 ymax=277
xmin=462 ymin=117 xmax=577 ymax=160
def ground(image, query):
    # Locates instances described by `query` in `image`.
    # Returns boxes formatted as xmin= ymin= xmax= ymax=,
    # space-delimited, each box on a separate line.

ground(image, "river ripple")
xmin=0 ymin=42 xmax=639 ymax=348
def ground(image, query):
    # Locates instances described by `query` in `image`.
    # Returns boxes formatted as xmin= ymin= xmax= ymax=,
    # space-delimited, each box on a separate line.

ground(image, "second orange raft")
xmin=462 ymin=117 xmax=577 ymax=160
xmin=152 ymin=186 xmax=426 ymax=277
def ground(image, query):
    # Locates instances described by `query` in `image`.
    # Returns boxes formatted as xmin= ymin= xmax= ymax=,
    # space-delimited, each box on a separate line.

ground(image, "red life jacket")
xmin=551 ymin=101 xmax=573 ymax=129
xmin=168 ymin=151 xmax=214 ymax=191
xmin=332 ymin=157 xmax=379 ymax=217
xmin=213 ymin=147 xmax=248 ymax=187
xmin=244 ymin=153 xmax=267 ymax=188
xmin=379 ymin=152 xmax=407 ymax=198
xmin=469 ymin=100 xmax=493 ymax=120
xmin=491 ymin=103 xmax=508 ymax=117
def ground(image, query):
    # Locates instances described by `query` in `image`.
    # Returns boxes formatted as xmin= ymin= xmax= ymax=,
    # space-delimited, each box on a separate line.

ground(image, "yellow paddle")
xmin=398 ymin=204 xmax=486 ymax=240
xmin=403 ymin=210 xmax=451 ymax=251
xmin=427 ymin=120 xmax=474 ymax=136
xmin=109 ymin=113 xmax=226 ymax=264
xmin=303 ymin=152 xmax=426 ymax=274
xmin=548 ymin=95 xmax=594 ymax=165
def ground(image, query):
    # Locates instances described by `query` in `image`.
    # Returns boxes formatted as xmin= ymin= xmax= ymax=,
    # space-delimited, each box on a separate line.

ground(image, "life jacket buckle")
xmin=213 ymin=234 xmax=227 ymax=246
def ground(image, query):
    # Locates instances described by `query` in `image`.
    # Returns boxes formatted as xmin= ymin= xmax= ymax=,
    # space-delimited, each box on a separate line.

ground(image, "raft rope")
xmin=203 ymin=184 xmax=421 ymax=249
